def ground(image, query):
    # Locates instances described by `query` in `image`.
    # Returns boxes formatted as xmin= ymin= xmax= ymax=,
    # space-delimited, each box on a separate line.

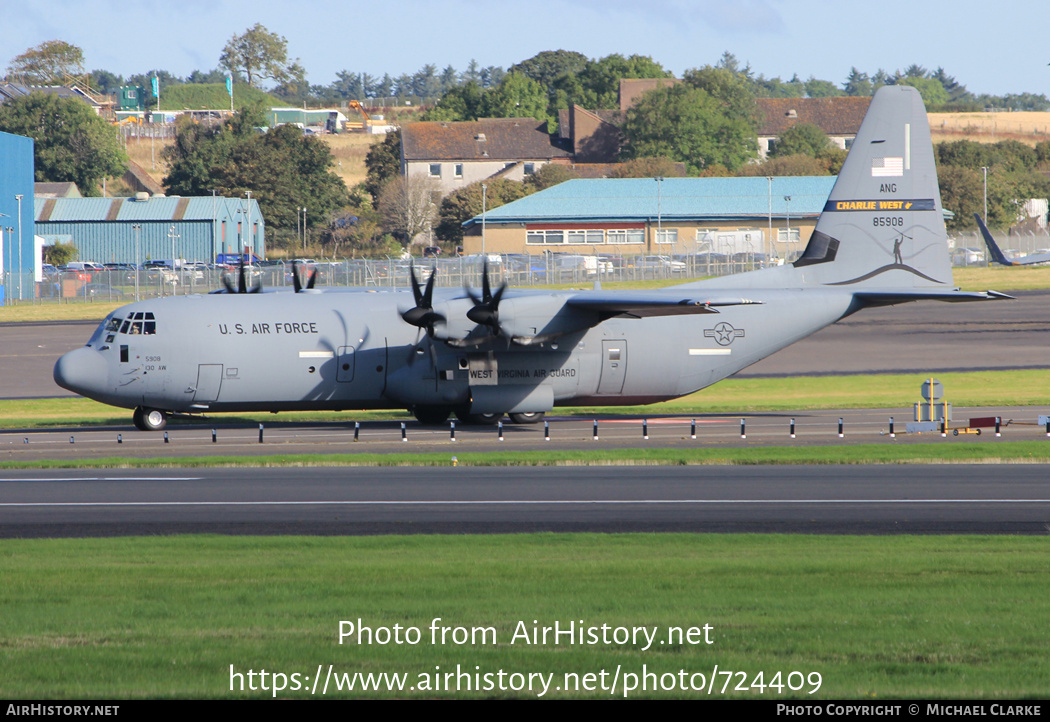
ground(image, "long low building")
xmin=461 ymin=177 xmax=837 ymax=260
xmin=35 ymin=194 xmax=265 ymax=265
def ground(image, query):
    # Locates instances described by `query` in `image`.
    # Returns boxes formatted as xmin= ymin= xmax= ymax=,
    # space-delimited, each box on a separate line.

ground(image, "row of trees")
xmin=9 ymin=34 xmax=1047 ymax=112
xmin=935 ymin=140 xmax=1050 ymax=231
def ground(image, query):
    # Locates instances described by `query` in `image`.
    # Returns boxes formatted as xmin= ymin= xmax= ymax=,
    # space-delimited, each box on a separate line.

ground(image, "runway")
xmin=2 ymin=465 xmax=1049 ymax=538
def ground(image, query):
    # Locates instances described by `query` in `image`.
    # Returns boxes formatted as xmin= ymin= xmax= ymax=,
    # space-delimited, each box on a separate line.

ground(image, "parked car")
xmin=145 ymin=267 xmax=178 ymax=284
xmin=951 ymin=247 xmax=985 ymax=265
xmin=550 ymin=254 xmax=612 ymax=277
xmin=78 ymin=283 xmax=125 ymax=298
xmin=177 ymin=262 xmax=207 ymax=282
xmin=630 ymin=255 xmax=687 ymax=273
xmin=63 ymin=261 xmax=105 ymax=273
xmin=103 ymin=263 xmax=140 ymax=284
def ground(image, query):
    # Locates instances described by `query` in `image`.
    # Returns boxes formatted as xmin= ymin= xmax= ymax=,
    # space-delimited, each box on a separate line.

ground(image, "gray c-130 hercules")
xmin=55 ymin=86 xmax=1007 ymax=431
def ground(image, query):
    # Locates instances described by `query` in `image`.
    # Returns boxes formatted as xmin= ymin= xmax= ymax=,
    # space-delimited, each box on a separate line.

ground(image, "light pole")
xmin=302 ymin=206 xmax=307 ymax=254
xmin=4 ymin=228 xmax=12 ymax=301
xmin=211 ymin=190 xmax=217 ymax=264
xmin=167 ymin=224 xmax=180 ymax=296
xmin=15 ymin=194 xmax=23 ymax=300
xmin=132 ymin=224 xmax=142 ymax=301
xmin=0 ymin=212 xmax=7 ymax=300
xmin=784 ymin=195 xmax=792 ymax=261
xmin=981 ymin=166 xmax=989 ymax=223
xmin=481 ymin=183 xmax=487 ymax=256
xmin=767 ymin=177 xmax=774 ymax=259
xmin=245 ymin=191 xmax=253 ymax=260
xmin=655 ymin=176 xmax=663 ymax=251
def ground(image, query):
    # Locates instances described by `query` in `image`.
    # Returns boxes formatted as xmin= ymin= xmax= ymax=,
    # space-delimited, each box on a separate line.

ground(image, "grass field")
xmin=4 ymin=441 xmax=1050 ymax=470
xmin=929 ymin=111 xmax=1050 ymax=146
xmin=0 ymin=534 xmax=1047 ymax=699
xmin=119 ymin=130 xmax=378 ymax=193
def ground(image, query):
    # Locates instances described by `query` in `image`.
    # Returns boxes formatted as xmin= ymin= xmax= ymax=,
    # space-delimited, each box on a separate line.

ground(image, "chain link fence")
xmin=6 ymin=243 xmax=1033 ymax=306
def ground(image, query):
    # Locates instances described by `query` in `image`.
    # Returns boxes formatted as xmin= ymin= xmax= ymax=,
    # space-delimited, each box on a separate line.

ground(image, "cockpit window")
xmin=114 ymin=312 xmax=157 ymax=335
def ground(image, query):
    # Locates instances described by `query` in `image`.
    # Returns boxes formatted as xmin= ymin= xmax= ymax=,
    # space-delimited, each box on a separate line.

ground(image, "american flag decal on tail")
xmin=872 ymin=157 xmax=904 ymax=177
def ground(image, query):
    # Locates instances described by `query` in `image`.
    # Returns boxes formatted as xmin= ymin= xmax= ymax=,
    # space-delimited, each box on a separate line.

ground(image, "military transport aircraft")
xmin=975 ymin=213 xmax=1050 ymax=266
xmin=55 ymin=86 xmax=1007 ymax=431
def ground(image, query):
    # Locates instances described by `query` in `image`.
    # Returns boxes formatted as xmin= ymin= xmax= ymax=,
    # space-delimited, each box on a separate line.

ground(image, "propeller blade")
xmin=238 ymin=257 xmax=248 ymax=294
xmin=306 ymin=268 xmax=317 ymax=289
xmin=422 ymin=266 xmax=437 ymax=307
xmin=409 ymin=263 xmax=424 ymax=306
xmin=401 ymin=264 xmax=444 ymax=336
xmin=292 ymin=260 xmax=302 ymax=293
xmin=464 ymin=257 xmax=505 ymax=334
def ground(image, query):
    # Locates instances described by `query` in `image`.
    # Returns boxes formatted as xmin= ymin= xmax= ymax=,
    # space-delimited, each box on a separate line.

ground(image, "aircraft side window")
xmin=106 ymin=318 xmax=122 ymax=332
xmin=120 ymin=345 xmax=129 ymax=363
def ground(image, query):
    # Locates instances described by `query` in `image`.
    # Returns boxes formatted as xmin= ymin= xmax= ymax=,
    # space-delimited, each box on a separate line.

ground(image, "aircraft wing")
xmin=565 ymin=292 xmax=762 ymax=319
xmin=476 ymin=292 xmax=764 ymax=346
xmin=976 ymin=214 xmax=1050 ymax=266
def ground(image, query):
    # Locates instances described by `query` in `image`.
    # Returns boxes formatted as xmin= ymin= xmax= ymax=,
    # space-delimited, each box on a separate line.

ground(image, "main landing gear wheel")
xmin=454 ymin=407 xmax=502 ymax=425
xmin=509 ymin=411 xmax=545 ymax=424
xmin=412 ymin=405 xmax=452 ymax=425
xmin=133 ymin=406 xmax=167 ymax=431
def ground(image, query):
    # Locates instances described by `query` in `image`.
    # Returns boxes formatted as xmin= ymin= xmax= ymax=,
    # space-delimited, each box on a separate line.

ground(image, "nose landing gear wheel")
xmin=133 ymin=407 xmax=168 ymax=431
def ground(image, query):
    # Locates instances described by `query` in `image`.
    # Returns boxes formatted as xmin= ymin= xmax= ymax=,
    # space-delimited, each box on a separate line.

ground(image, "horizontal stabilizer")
xmin=854 ymin=289 xmax=1012 ymax=307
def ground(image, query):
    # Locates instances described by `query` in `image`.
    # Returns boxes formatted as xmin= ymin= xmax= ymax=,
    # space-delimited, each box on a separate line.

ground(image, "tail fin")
xmin=976 ymin=213 xmax=1050 ymax=266
xmin=793 ymin=85 xmax=953 ymax=289
xmin=975 ymin=213 xmax=1016 ymax=265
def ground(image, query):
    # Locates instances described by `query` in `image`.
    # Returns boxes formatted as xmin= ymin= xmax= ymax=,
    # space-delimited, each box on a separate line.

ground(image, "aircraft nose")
xmin=54 ymin=346 xmax=108 ymax=395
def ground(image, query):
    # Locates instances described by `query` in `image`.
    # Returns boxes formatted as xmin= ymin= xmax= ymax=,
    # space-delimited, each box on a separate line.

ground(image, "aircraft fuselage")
xmin=55 ymin=286 xmax=854 ymax=418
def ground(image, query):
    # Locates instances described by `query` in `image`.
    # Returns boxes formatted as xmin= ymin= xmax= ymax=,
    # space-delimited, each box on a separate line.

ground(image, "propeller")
xmin=400 ymin=263 xmax=445 ymax=337
xmin=221 ymin=255 xmax=261 ymax=294
xmin=465 ymin=258 xmax=507 ymax=335
xmin=291 ymin=260 xmax=317 ymax=293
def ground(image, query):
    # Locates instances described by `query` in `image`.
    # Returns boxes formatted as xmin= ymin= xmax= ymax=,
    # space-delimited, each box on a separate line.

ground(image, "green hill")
xmin=153 ymin=83 xmax=283 ymax=111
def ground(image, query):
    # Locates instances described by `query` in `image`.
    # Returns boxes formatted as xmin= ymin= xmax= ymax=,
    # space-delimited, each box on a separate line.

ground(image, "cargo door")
xmin=193 ymin=364 xmax=223 ymax=403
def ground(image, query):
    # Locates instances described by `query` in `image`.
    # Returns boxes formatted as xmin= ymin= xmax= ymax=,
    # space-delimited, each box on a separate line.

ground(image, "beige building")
xmin=462 ymin=177 xmax=836 ymax=261
xmin=400 ymin=118 xmax=574 ymax=196
xmin=756 ymin=97 xmax=871 ymax=159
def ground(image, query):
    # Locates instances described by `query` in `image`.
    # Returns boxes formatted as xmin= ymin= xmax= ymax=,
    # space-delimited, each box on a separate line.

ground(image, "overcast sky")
xmin=7 ymin=0 xmax=1049 ymax=97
